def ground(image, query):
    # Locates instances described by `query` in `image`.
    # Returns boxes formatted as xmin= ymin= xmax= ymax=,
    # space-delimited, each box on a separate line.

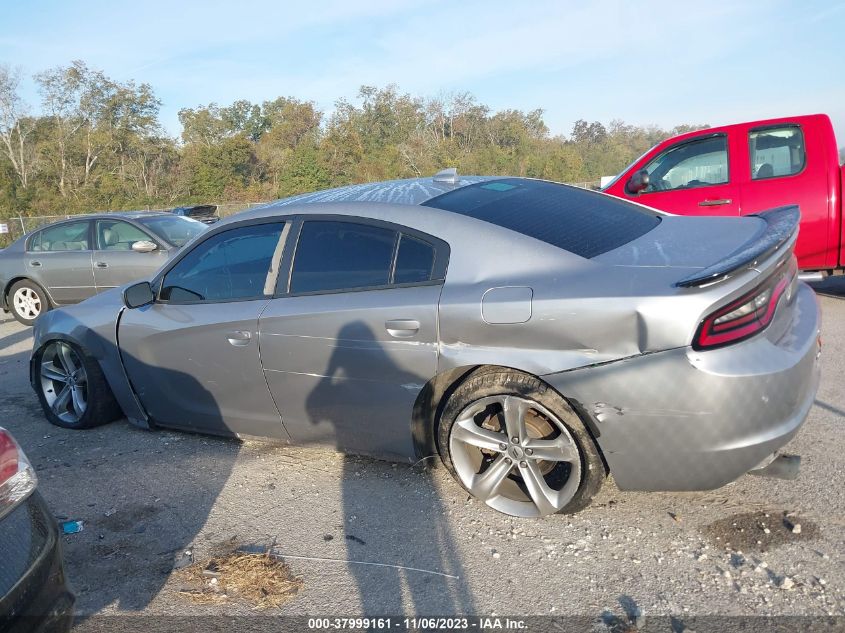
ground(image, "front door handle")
xmin=226 ymin=330 xmax=252 ymax=346
xmin=385 ymin=319 xmax=420 ymax=338
xmin=30 ymin=261 xmax=41 ymax=267
xmin=698 ymin=198 xmax=732 ymax=207
xmin=95 ymin=261 xmax=108 ymax=268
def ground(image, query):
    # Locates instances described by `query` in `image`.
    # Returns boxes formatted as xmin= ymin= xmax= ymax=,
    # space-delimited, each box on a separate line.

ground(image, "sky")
xmin=1 ymin=0 xmax=843 ymax=144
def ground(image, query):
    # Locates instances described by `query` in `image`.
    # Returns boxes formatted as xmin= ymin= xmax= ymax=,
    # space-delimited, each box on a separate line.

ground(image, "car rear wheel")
xmin=9 ymin=280 xmax=50 ymax=326
xmin=438 ymin=368 xmax=605 ymax=517
xmin=34 ymin=340 xmax=122 ymax=429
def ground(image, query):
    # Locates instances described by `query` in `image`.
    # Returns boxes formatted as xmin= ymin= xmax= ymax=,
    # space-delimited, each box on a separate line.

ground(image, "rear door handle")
xmin=698 ymin=198 xmax=732 ymax=206
xmin=385 ymin=319 xmax=420 ymax=338
xmin=30 ymin=261 xmax=41 ymax=267
xmin=95 ymin=262 xmax=108 ymax=268
xmin=226 ymin=330 xmax=252 ymax=346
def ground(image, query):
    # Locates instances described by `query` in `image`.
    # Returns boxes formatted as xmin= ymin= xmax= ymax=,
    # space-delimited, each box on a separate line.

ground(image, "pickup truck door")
xmin=739 ymin=122 xmax=831 ymax=269
xmin=621 ymin=132 xmax=742 ymax=216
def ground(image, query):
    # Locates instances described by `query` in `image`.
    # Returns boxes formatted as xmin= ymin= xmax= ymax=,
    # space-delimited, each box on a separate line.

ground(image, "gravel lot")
xmin=1 ymin=280 xmax=844 ymax=627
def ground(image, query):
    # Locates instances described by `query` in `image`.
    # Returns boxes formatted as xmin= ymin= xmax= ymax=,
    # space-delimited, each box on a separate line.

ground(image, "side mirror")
xmin=123 ymin=282 xmax=155 ymax=309
xmin=625 ymin=169 xmax=650 ymax=194
xmin=132 ymin=240 xmax=158 ymax=253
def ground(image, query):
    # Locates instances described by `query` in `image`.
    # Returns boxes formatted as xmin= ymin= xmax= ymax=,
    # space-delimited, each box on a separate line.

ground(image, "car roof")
xmin=261 ymin=175 xmax=497 ymax=210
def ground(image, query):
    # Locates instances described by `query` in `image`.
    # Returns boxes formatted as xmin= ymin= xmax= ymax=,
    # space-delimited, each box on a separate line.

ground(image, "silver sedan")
xmin=0 ymin=212 xmax=206 ymax=325
xmin=29 ymin=174 xmax=821 ymax=517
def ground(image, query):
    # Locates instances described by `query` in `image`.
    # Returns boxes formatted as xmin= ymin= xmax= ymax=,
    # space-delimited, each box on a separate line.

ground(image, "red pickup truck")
xmin=602 ymin=113 xmax=844 ymax=275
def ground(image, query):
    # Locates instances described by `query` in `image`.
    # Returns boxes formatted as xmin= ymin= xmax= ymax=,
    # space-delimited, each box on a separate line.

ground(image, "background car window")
xmin=160 ymin=222 xmax=284 ymax=302
xmin=96 ymin=220 xmax=152 ymax=250
xmin=394 ymin=235 xmax=435 ymax=284
xmin=642 ymin=136 xmax=728 ymax=192
xmin=137 ymin=215 xmax=206 ymax=246
xmin=290 ymin=221 xmax=396 ymax=294
xmin=749 ymin=126 xmax=805 ymax=179
xmin=29 ymin=221 xmax=90 ymax=252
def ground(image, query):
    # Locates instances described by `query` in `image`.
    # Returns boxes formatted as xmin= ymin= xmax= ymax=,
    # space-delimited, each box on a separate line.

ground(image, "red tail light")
xmin=0 ymin=428 xmax=37 ymax=519
xmin=694 ymin=257 xmax=798 ymax=350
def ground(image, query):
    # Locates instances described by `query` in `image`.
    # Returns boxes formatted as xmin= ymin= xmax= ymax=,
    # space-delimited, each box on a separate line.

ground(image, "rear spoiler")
xmin=675 ymin=205 xmax=799 ymax=288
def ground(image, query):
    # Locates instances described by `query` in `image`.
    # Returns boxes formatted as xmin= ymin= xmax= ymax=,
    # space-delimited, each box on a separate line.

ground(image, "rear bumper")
xmin=543 ymin=282 xmax=822 ymax=491
xmin=0 ymin=492 xmax=74 ymax=633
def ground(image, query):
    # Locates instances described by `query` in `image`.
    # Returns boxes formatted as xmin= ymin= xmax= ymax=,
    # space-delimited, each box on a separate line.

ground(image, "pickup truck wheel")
xmin=9 ymin=280 xmax=50 ymax=326
xmin=34 ymin=340 xmax=122 ymax=429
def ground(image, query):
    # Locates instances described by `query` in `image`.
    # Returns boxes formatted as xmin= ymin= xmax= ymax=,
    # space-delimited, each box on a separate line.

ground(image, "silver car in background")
xmin=0 ymin=212 xmax=206 ymax=325
xmin=29 ymin=175 xmax=820 ymax=517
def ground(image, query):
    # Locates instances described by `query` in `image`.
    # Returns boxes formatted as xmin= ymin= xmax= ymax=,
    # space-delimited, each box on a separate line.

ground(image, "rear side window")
xmin=423 ymin=178 xmax=661 ymax=259
xmin=749 ymin=125 xmax=805 ymax=179
xmin=29 ymin=221 xmax=91 ymax=252
xmin=160 ymin=222 xmax=284 ymax=302
xmin=394 ymin=235 xmax=435 ymax=284
xmin=291 ymin=221 xmax=396 ymax=293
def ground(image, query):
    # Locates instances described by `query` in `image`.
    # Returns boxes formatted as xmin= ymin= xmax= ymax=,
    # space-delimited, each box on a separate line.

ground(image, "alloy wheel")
xmin=449 ymin=395 xmax=582 ymax=517
xmin=40 ymin=342 xmax=88 ymax=424
xmin=13 ymin=287 xmax=41 ymax=320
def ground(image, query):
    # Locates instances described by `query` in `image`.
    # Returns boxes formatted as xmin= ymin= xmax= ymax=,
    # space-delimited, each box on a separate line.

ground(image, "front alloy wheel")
xmin=39 ymin=341 xmax=88 ymax=424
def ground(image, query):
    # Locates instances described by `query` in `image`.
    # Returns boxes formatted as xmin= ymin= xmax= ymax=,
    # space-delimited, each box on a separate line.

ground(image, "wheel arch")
xmin=4 ymin=276 xmax=55 ymax=310
xmin=411 ymin=363 xmax=608 ymax=475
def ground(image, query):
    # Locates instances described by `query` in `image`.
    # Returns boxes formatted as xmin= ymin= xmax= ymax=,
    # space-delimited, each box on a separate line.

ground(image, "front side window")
xmin=29 ymin=221 xmax=90 ymax=252
xmin=642 ymin=135 xmax=728 ymax=192
xmin=160 ymin=222 xmax=284 ymax=303
xmin=96 ymin=220 xmax=153 ymax=251
xmin=749 ymin=125 xmax=805 ymax=180
xmin=290 ymin=221 xmax=397 ymax=294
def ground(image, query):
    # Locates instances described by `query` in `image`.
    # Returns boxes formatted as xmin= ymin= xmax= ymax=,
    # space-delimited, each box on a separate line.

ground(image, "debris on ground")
xmin=176 ymin=541 xmax=302 ymax=609
xmin=59 ymin=520 xmax=83 ymax=535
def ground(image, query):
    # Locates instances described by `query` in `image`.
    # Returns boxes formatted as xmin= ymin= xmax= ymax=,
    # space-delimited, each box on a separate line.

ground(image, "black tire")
xmin=437 ymin=367 xmax=605 ymax=516
xmin=33 ymin=340 xmax=123 ymax=430
xmin=8 ymin=279 xmax=50 ymax=326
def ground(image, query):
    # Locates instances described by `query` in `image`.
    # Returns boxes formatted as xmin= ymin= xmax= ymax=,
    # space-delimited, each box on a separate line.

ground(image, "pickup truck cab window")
xmin=641 ymin=135 xmax=729 ymax=192
xmin=749 ymin=125 xmax=805 ymax=180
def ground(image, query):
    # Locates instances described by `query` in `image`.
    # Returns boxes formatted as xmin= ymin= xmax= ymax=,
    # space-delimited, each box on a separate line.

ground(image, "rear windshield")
xmin=422 ymin=178 xmax=661 ymax=258
xmin=138 ymin=215 xmax=206 ymax=247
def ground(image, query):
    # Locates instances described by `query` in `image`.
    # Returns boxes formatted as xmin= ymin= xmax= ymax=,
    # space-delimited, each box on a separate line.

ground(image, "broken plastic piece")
xmin=59 ymin=520 xmax=83 ymax=535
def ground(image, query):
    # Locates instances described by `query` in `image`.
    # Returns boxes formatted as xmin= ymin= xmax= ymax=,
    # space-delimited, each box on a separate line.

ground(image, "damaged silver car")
xmin=29 ymin=173 xmax=821 ymax=517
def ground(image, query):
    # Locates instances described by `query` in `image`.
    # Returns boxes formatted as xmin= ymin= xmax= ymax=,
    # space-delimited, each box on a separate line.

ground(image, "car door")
xmin=630 ymin=133 xmax=742 ymax=216
xmin=259 ymin=219 xmax=444 ymax=459
xmin=117 ymin=219 xmax=290 ymax=439
xmin=25 ymin=220 xmax=96 ymax=304
xmin=739 ymin=122 xmax=828 ymax=268
xmin=92 ymin=219 xmax=170 ymax=290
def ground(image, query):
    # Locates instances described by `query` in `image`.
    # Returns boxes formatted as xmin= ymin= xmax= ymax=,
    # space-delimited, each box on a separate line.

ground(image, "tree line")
xmin=0 ymin=60 xmax=711 ymax=218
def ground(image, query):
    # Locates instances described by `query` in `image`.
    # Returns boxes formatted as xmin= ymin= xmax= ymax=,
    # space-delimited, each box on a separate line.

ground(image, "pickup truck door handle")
xmin=698 ymin=198 xmax=732 ymax=207
xmin=30 ymin=261 xmax=41 ymax=267
xmin=226 ymin=330 xmax=252 ymax=347
xmin=95 ymin=261 xmax=109 ymax=268
xmin=385 ymin=319 xmax=420 ymax=338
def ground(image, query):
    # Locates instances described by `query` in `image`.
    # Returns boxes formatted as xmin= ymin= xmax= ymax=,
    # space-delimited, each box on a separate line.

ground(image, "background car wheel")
xmin=9 ymin=280 xmax=50 ymax=326
xmin=438 ymin=368 xmax=605 ymax=517
xmin=34 ymin=340 xmax=122 ymax=430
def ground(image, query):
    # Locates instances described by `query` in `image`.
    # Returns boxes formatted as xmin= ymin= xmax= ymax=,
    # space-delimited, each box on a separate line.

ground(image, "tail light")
xmin=694 ymin=256 xmax=798 ymax=350
xmin=0 ymin=428 xmax=37 ymax=520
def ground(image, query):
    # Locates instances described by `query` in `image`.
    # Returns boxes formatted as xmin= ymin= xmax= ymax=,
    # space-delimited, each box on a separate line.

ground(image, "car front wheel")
xmin=9 ymin=280 xmax=50 ymax=326
xmin=438 ymin=368 xmax=605 ymax=517
xmin=34 ymin=340 xmax=122 ymax=429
